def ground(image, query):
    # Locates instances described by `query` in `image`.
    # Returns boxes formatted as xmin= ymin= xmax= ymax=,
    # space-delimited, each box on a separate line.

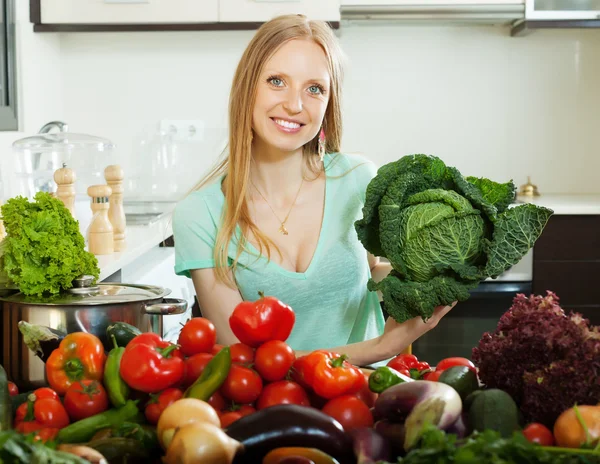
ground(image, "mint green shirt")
xmin=172 ymin=153 xmax=385 ymax=352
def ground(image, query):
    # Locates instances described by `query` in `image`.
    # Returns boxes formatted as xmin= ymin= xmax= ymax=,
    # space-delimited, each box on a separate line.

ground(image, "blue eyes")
xmin=266 ymin=76 xmax=326 ymax=96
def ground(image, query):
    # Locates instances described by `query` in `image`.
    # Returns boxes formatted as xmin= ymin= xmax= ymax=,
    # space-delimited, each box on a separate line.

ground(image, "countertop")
xmin=516 ymin=194 xmax=600 ymax=215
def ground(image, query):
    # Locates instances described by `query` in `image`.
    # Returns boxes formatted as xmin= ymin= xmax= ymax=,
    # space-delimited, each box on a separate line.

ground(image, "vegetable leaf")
xmin=466 ymin=176 xmax=516 ymax=214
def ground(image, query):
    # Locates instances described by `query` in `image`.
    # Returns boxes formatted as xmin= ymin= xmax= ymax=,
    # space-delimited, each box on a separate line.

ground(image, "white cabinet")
xmin=219 ymin=0 xmax=341 ymax=23
xmin=39 ymin=0 xmax=219 ymax=24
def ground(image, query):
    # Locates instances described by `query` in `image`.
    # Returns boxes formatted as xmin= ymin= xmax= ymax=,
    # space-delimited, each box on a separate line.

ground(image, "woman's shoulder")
xmin=326 ymin=152 xmax=378 ymax=175
xmin=173 ymin=180 xmax=224 ymax=226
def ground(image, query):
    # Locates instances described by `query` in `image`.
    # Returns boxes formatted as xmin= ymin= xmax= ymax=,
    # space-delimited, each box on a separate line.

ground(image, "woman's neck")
xmin=250 ymin=143 xmax=307 ymax=201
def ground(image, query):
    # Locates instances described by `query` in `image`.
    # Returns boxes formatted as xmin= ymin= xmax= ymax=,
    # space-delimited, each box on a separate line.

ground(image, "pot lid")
xmin=0 ymin=276 xmax=170 ymax=306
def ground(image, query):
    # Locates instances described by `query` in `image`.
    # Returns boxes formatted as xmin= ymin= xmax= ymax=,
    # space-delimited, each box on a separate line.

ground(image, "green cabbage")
xmin=0 ymin=192 xmax=100 ymax=296
xmin=355 ymin=154 xmax=553 ymax=323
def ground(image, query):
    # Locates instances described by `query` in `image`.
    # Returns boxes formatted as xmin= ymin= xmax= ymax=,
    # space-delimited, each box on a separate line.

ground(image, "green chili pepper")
xmin=103 ymin=335 xmax=130 ymax=408
xmin=185 ymin=346 xmax=231 ymax=401
xmin=369 ymin=366 xmax=405 ymax=393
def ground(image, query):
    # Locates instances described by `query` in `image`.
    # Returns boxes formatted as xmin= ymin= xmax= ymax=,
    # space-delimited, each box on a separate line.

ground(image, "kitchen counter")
xmin=517 ymin=194 xmax=600 ymax=215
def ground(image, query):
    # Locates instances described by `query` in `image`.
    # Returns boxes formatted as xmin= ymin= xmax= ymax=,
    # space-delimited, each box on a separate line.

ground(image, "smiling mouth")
xmin=271 ymin=118 xmax=304 ymax=130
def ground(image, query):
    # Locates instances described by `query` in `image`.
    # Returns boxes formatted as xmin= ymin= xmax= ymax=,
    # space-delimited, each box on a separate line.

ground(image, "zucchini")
xmin=106 ymin=322 xmax=141 ymax=348
xmin=18 ymin=321 xmax=65 ymax=363
xmin=467 ymin=388 xmax=520 ymax=438
xmin=0 ymin=364 xmax=12 ymax=431
xmin=438 ymin=366 xmax=479 ymax=401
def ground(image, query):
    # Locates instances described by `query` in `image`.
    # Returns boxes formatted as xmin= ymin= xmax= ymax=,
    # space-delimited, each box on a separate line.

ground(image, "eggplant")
xmin=18 ymin=321 xmax=65 ymax=363
xmin=446 ymin=414 xmax=468 ymax=438
xmin=350 ymin=427 xmax=392 ymax=464
xmin=225 ymin=404 xmax=354 ymax=464
xmin=374 ymin=380 xmax=462 ymax=451
xmin=373 ymin=420 xmax=405 ymax=454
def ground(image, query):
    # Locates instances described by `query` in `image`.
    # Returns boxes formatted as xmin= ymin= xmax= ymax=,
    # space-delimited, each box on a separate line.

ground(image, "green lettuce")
xmin=0 ymin=192 xmax=99 ymax=296
xmin=355 ymin=154 xmax=553 ymax=323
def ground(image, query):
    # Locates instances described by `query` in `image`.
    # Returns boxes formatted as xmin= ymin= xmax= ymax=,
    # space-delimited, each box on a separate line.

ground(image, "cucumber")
xmin=106 ymin=322 xmax=142 ymax=348
xmin=467 ymin=388 xmax=520 ymax=438
xmin=438 ymin=366 xmax=479 ymax=401
xmin=0 ymin=364 xmax=12 ymax=431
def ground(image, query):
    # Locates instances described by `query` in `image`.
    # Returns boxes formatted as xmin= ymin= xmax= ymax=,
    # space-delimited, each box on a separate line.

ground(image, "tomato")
xmin=436 ymin=357 xmax=476 ymax=373
xmin=144 ymin=388 xmax=184 ymax=425
xmin=183 ymin=353 xmax=213 ymax=388
xmin=415 ymin=361 xmax=430 ymax=371
xmin=64 ymin=380 xmax=109 ymax=421
xmin=207 ymin=391 xmax=227 ymax=412
xmin=15 ymin=388 xmax=70 ymax=432
xmin=230 ymin=343 xmax=255 ymax=365
xmin=7 ymin=382 xmax=18 ymax=396
xmin=422 ymin=370 xmax=444 ymax=381
xmin=236 ymin=404 xmax=256 ymax=417
xmin=221 ymin=365 xmax=263 ymax=404
xmin=523 ymin=423 xmax=555 ymax=446
xmin=254 ymin=340 xmax=296 ymax=382
xmin=321 ymin=395 xmax=374 ymax=432
xmin=387 ymin=354 xmax=418 ymax=372
xmin=256 ymin=380 xmax=310 ymax=410
xmin=220 ymin=411 xmax=242 ymax=428
xmin=211 ymin=344 xmax=225 ymax=355
xmin=177 ymin=317 xmax=217 ymax=357
xmin=354 ymin=373 xmax=378 ymax=408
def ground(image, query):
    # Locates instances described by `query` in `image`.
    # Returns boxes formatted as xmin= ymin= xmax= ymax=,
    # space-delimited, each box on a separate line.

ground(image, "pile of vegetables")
xmin=0 ymin=192 xmax=100 ymax=296
xmin=472 ymin=291 xmax=600 ymax=428
xmin=354 ymin=154 xmax=553 ymax=323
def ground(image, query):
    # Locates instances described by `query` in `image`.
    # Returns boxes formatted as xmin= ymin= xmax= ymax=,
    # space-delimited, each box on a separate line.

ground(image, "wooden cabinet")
xmin=219 ymin=0 xmax=340 ymax=23
xmin=532 ymin=215 xmax=600 ymax=325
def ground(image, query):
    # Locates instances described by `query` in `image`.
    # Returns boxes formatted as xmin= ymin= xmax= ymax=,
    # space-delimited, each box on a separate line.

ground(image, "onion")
xmin=157 ymin=398 xmax=221 ymax=450
xmin=164 ymin=422 xmax=242 ymax=464
xmin=58 ymin=444 xmax=107 ymax=464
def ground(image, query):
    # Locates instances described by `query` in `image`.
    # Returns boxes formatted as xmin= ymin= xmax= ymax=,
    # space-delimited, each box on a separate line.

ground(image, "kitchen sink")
xmin=123 ymin=201 xmax=177 ymax=226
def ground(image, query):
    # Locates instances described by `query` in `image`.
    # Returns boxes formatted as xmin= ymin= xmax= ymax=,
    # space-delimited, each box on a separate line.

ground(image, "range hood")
xmin=511 ymin=0 xmax=600 ymax=36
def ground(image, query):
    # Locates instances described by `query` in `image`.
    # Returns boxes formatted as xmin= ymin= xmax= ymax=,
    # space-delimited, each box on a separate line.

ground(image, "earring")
xmin=318 ymin=127 xmax=326 ymax=162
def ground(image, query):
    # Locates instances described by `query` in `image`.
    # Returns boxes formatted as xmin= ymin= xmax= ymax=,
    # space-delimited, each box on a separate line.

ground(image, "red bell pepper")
xmin=46 ymin=332 xmax=107 ymax=395
xmin=15 ymin=388 xmax=70 ymax=442
xmin=229 ymin=291 xmax=295 ymax=347
xmin=120 ymin=333 xmax=184 ymax=393
xmin=300 ymin=351 xmax=363 ymax=399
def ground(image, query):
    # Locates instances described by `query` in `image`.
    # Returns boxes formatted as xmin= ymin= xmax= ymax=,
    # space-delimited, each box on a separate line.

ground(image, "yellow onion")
xmin=164 ymin=422 xmax=242 ymax=464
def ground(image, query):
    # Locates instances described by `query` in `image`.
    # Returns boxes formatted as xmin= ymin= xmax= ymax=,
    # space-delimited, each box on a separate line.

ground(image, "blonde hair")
xmin=194 ymin=14 xmax=345 ymax=287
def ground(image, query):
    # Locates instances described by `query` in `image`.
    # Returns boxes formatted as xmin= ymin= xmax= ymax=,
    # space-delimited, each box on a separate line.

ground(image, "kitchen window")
xmin=0 ymin=0 xmax=16 ymax=131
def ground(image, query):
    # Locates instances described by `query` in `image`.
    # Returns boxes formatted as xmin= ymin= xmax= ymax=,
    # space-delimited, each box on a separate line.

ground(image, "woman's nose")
xmin=283 ymin=89 xmax=303 ymax=114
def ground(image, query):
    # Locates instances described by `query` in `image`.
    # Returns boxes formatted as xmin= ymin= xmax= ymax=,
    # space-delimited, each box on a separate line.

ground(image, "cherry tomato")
xmin=236 ymin=404 xmax=256 ymax=417
xmin=422 ymin=370 xmax=444 ymax=381
xmin=64 ymin=380 xmax=109 ymax=421
xmin=387 ymin=354 xmax=418 ymax=372
xmin=221 ymin=365 xmax=263 ymax=404
xmin=211 ymin=344 xmax=225 ymax=355
xmin=220 ymin=411 xmax=242 ymax=428
xmin=254 ymin=340 xmax=296 ymax=382
xmin=7 ymin=382 xmax=18 ymax=396
xmin=177 ymin=317 xmax=217 ymax=357
xmin=144 ymin=388 xmax=184 ymax=425
xmin=230 ymin=343 xmax=255 ymax=365
xmin=321 ymin=395 xmax=374 ymax=432
xmin=523 ymin=423 xmax=555 ymax=446
xmin=436 ymin=357 xmax=476 ymax=373
xmin=183 ymin=352 xmax=213 ymax=388
xmin=207 ymin=391 xmax=227 ymax=412
xmin=256 ymin=381 xmax=310 ymax=410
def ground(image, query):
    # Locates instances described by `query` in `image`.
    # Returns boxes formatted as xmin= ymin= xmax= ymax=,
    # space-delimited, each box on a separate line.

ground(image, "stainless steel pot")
xmin=0 ymin=276 xmax=187 ymax=389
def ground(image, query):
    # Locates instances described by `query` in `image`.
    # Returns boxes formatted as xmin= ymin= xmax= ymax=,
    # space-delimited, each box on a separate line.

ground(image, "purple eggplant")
xmin=374 ymin=380 xmax=462 ymax=451
xmin=350 ymin=427 xmax=392 ymax=464
xmin=373 ymin=420 xmax=405 ymax=453
xmin=447 ymin=414 xmax=468 ymax=438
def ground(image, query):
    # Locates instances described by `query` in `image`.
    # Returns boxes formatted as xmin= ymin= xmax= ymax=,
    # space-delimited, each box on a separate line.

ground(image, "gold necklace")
xmin=251 ymin=178 xmax=304 ymax=235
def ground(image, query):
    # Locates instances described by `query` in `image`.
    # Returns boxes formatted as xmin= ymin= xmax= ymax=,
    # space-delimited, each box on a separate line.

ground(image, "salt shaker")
xmin=104 ymin=165 xmax=126 ymax=252
xmin=87 ymin=184 xmax=114 ymax=255
xmin=53 ymin=163 xmax=77 ymax=216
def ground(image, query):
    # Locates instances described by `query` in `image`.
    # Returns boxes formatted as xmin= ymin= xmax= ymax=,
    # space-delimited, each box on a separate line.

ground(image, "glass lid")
xmin=12 ymin=132 xmax=115 ymax=154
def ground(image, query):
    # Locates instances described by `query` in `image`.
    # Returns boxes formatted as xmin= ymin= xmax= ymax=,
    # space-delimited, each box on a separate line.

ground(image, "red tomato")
xmin=236 ymin=404 xmax=256 ymax=417
xmin=230 ymin=343 xmax=255 ymax=365
xmin=422 ymin=370 xmax=444 ymax=381
xmin=354 ymin=373 xmax=378 ymax=408
xmin=207 ymin=391 xmax=227 ymax=412
xmin=321 ymin=395 xmax=374 ymax=432
xmin=436 ymin=357 xmax=476 ymax=373
xmin=220 ymin=411 xmax=242 ymax=428
xmin=144 ymin=388 xmax=184 ymax=425
xmin=7 ymin=382 xmax=18 ymax=396
xmin=177 ymin=317 xmax=217 ymax=356
xmin=387 ymin=354 xmax=418 ymax=372
xmin=254 ymin=340 xmax=296 ymax=382
xmin=183 ymin=352 xmax=213 ymax=388
xmin=256 ymin=381 xmax=311 ymax=410
xmin=221 ymin=365 xmax=263 ymax=404
xmin=523 ymin=423 xmax=555 ymax=446
xmin=211 ymin=344 xmax=225 ymax=355
xmin=64 ymin=380 xmax=109 ymax=421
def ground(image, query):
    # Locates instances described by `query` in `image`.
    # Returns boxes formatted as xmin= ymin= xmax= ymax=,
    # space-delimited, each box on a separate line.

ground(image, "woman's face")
xmin=252 ymin=39 xmax=330 ymax=156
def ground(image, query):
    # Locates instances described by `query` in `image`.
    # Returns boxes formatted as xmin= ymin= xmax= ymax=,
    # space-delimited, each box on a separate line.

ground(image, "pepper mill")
xmin=104 ymin=165 xmax=126 ymax=252
xmin=53 ymin=163 xmax=77 ymax=216
xmin=87 ymin=184 xmax=114 ymax=255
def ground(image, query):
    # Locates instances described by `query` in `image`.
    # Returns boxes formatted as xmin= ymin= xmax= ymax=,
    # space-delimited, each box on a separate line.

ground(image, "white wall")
xmin=54 ymin=24 xmax=600 ymax=195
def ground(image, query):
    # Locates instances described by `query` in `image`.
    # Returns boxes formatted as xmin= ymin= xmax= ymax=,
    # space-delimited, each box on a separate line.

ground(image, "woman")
xmin=173 ymin=14 xmax=454 ymax=367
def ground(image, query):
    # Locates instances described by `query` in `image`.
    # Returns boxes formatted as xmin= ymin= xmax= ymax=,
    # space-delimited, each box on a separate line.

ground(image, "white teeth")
xmin=274 ymin=118 xmax=301 ymax=129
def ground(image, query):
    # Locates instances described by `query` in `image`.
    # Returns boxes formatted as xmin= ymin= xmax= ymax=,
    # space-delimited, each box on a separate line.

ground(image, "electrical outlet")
xmin=159 ymin=120 xmax=205 ymax=142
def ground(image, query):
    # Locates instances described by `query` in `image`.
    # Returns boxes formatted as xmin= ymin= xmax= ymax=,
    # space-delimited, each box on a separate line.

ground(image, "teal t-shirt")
xmin=172 ymin=153 xmax=385 ymax=352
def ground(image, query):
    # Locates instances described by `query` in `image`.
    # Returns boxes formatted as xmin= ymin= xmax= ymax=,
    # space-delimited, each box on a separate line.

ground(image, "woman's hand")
xmin=376 ymin=302 xmax=457 ymax=360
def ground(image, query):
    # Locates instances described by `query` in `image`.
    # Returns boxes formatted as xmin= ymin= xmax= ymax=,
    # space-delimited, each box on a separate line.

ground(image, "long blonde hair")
xmin=195 ymin=14 xmax=345 ymax=287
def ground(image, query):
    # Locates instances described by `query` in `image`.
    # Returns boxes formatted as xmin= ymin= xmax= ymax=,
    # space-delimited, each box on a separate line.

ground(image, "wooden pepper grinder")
xmin=54 ymin=163 xmax=76 ymax=217
xmin=104 ymin=165 xmax=126 ymax=252
xmin=87 ymin=184 xmax=114 ymax=255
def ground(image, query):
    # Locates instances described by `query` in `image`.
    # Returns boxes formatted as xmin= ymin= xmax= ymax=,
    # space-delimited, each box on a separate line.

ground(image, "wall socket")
xmin=159 ymin=120 xmax=205 ymax=142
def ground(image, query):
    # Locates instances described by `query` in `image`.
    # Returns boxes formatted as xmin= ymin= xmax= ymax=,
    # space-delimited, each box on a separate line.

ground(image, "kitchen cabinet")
xmin=220 ymin=0 xmax=340 ymax=23
xmin=532 ymin=215 xmax=600 ymax=325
